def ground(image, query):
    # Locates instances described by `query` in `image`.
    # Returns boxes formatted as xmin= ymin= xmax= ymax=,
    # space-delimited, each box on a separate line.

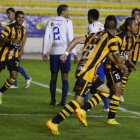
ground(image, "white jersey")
xmin=88 ymin=21 xmax=104 ymax=34
xmin=43 ymin=16 xmax=77 ymax=55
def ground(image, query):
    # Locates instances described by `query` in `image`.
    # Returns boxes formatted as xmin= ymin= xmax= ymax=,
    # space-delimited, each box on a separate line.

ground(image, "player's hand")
xmin=73 ymin=55 xmax=78 ymax=64
xmin=10 ymin=39 xmax=22 ymax=48
xmin=125 ymin=51 xmax=132 ymax=58
xmin=117 ymin=64 xmax=128 ymax=73
xmin=42 ymin=54 xmax=48 ymax=61
xmin=60 ymin=54 xmax=67 ymax=63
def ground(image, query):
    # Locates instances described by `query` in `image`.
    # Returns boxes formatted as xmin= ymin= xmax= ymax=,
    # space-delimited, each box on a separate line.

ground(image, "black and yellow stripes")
xmin=0 ymin=77 xmax=15 ymax=93
xmin=122 ymin=76 xmax=128 ymax=90
xmin=52 ymin=100 xmax=80 ymax=124
xmin=77 ymin=30 xmax=118 ymax=83
xmin=0 ymin=23 xmax=27 ymax=62
xmin=81 ymin=92 xmax=110 ymax=111
xmin=108 ymin=95 xmax=120 ymax=119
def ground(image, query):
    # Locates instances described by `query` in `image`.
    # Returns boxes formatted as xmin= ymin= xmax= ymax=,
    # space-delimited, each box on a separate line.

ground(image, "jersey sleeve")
xmin=42 ymin=20 xmax=50 ymax=54
xmin=108 ymin=38 xmax=119 ymax=54
xmin=0 ymin=26 xmax=11 ymax=39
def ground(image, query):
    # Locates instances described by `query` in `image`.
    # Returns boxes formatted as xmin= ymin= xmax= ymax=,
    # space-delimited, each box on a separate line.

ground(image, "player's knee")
xmin=74 ymin=95 xmax=84 ymax=105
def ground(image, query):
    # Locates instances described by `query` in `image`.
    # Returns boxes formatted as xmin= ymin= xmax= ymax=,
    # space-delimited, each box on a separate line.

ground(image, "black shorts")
xmin=73 ymin=76 xmax=104 ymax=97
xmin=0 ymin=60 xmax=19 ymax=72
xmin=104 ymin=66 xmax=122 ymax=86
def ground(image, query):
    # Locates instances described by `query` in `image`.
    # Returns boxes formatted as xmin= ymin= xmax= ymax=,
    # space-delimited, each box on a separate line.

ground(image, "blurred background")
xmin=0 ymin=0 xmax=140 ymax=59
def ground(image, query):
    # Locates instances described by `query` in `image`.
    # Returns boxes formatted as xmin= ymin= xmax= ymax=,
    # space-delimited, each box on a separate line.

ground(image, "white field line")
xmin=31 ymin=81 xmax=140 ymax=117
xmin=0 ymin=113 xmax=140 ymax=118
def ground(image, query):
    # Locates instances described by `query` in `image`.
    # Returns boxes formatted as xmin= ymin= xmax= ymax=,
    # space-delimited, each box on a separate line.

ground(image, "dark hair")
xmin=57 ymin=4 xmax=68 ymax=16
xmin=124 ymin=17 xmax=136 ymax=31
xmin=6 ymin=7 xmax=15 ymax=13
xmin=131 ymin=8 xmax=140 ymax=16
xmin=104 ymin=15 xmax=117 ymax=30
xmin=88 ymin=9 xmax=99 ymax=20
xmin=15 ymin=11 xmax=24 ymax=19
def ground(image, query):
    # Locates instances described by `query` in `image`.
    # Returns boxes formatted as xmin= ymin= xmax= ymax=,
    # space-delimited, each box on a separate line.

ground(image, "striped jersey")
xmin=118 ymin=22 xmax=140 ymax=63
xmin=105 ymin=31 xmax=136 ymax=68
xmin=76 ymin=30 xmax=119 ymax=82
xmin=0 ymin=23 xmax=26 ymax=62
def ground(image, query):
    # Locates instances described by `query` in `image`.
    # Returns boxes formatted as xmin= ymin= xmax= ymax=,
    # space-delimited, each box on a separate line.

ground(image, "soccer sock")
xmin=50 ymin=79 xmax=57 ymax=103
xmin=52 ymin=100 xmax=80 ymax=124
xmin=122 ymin=76 xmax=128 ymax=90
xmin=108 ymin=95 xmax=120 ymax=119
xmin=84 ymin=94 xmax=89 ymax=104
xmin=19 ymin=65 xmax=30 ymax=80
xmin=61 ymin=80 xmax=69 ymax=105
xmin=0 ymin=77 xmax=15 ymax=93
xmin=104 ymin=98 xmax=109 ymax=109
xmin=81 ymin=92 xmax=110 ymax=112
xmin=13 ymin=80 xmax=18 ymax=87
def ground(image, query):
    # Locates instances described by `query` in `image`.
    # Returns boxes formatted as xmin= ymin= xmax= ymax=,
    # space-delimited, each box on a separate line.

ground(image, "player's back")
xmin=49 ymin=16 xmax=73 ymax=55
xmin=88 ymin=21 xmax=104 ymax=34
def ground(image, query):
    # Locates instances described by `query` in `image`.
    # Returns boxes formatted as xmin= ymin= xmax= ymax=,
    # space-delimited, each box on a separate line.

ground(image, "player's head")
xmin=6 ymin=7 xmax=15 ymax=22
xmin=15 ymin=11 xmax=25 ymax=26
xmin=88 ymin=9 xmax=99 ymax=24
xmin=57 ymin=4 xmax=69 ymax=18
xmin=124 ymin=17 xmax=138 ymax=34
xmin=131 ymin=8 xmax=140 ymax=21
xmin=104 ymin=15 xmax=117 ymax=30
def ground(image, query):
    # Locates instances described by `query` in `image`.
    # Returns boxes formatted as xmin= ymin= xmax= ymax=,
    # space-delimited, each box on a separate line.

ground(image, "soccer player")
xmin=46 ymin=15 xmax=130 ymax=135
xmin=104 ymin=17 xmax=138 ymax=124
xmin=42 ymin=4 xmax=78 ymax=106
xmin=118 ymin=8 xmax=140 ymax=102
xmin=6 ymin=8 xmax=32 ymax=88
xmin=84 ymin=9 xmax=109 ymax=112
xmin=0 ymin=11 xmax=27 ymax=104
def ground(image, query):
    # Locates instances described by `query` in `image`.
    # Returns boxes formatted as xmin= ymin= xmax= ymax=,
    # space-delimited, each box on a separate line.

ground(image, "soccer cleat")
xmin=46 ymin=120 xmax=59 ymax=135
xmin=75 ymin=108 xmax=87 ymax=127
xmin=102 ymin=108 xmax=109 ymax=112
xmin=106 ymin=119 xmax=120 ymax=125
xmin=25 ymin=77 xmax=32 ymax=88
xmin=120 ymin=95 xmax=124 ymax=102
xmin=10 ymin=85 xmax=18 ymax=88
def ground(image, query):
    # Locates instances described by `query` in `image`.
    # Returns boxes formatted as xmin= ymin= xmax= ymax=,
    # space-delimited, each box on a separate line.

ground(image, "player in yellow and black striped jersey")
xmin=0 ymin=11 xmax=26 ymax=104
xmin=104 ymin=17 xmax=138 ymax=123
xmin=117 ymin=8 xmax=140 ymax=102
xmin=46 ymin=15 xmax=129 ymax=135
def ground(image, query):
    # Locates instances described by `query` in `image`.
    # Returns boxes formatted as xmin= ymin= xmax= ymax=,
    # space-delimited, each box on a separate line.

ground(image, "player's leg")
xmin=105 ymin=67 xmax=123 ymax=124
xmin=0 ymin=62 xmax=6 ymax=104
xmin=97 ymin=63 xmax=109 ymax=111
xmin=0 ymin=61 xmax=19 ymax=104
xmin=59 ymin=54 xmax=71 ymax=106
xmin=49 ymin=55 xmax=59 ymax=105
xmin=46 ymin=77 xmax=90 ymax=134
xmin=76 ymin=77 xmax=110 ymax=126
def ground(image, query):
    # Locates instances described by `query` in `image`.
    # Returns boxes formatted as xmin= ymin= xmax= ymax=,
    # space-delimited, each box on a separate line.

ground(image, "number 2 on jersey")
xmin=53 ymin=26 xmax=60 ymax=40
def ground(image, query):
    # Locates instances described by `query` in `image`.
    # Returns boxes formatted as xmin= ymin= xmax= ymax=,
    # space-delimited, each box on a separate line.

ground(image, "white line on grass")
xmin=0 ymin=113 xmax=140 ymax=118
xmin=31 ymin=81 xmax=140 ymax=117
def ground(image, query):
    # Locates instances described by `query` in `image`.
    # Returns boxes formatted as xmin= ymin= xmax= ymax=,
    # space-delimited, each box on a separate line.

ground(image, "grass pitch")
xmin=0 ymin=60 xmax=140 ymax=140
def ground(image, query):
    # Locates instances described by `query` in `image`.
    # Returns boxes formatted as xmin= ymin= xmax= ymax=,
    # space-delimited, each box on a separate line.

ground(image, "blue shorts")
xmin=96 ymin=62 xmax=105 ymax=82
xmin=50 ymin=54 xmax=71 ymax=73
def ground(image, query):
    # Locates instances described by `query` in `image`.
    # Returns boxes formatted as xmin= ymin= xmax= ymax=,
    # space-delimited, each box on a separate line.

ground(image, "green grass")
xmin=0 ymin=60 xmax=140 ymax=140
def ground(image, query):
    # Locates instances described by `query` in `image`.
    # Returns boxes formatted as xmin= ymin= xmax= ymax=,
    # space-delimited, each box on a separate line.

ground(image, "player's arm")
xmin=42 ymin=20 xmax=50 ymax=61
xmin=0 ymin=26 xmax=21 ymax=44
xmin=19 ymin=36 xmax=26 ymax=59
xmin=60 ymin=36 xmax=86 ymax=63
xmin=67 ymin=20 xmax=78 ymax=64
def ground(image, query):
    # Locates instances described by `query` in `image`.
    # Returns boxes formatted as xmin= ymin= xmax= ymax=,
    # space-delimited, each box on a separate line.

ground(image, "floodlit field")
xmin=0 ymin=59 xmax=140 ymax=140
